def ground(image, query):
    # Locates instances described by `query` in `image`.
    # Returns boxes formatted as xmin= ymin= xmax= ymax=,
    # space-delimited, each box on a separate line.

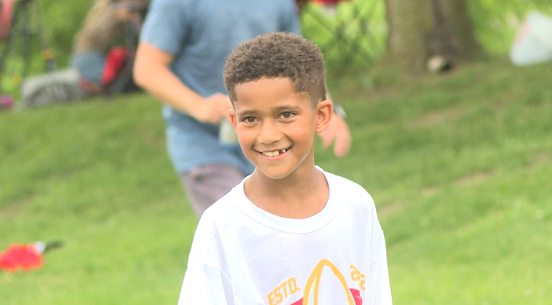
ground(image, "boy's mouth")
xmin=261 ymin=147 xmax=290 ymax=157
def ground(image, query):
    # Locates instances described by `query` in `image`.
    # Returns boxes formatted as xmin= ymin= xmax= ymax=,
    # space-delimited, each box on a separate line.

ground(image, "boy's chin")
xmin=253 ymin=168 xmax=294 ymax=181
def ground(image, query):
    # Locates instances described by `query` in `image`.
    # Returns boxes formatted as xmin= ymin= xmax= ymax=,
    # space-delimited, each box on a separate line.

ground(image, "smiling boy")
xmin=177 ymin=32 xmax=392 ymax=305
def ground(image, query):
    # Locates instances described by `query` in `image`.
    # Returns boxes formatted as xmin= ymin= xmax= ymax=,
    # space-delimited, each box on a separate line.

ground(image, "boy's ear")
xmin=229 ymin=108 xmax=238 ymax=130
xmin=315 ymin=100 xmax=333 ymax=134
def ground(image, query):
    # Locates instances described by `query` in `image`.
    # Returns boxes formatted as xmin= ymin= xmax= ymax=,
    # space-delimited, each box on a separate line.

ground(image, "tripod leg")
xmin=33 ymin=0 xmax=56 ymax=72
xmin=0 ymin=1 xmax=23 ymax=90
xmin=21 ymin=3 xmax=31 ymax=78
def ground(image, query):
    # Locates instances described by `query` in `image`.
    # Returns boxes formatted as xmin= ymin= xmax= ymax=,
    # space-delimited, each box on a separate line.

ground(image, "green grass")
xmin=1 ymin=57 xmax=552 ymax=304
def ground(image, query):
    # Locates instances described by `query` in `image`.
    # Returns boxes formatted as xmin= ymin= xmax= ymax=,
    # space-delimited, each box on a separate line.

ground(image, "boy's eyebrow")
xmin=275 ymin=105 xmax=301 ymax=112
xmin=237 ymin=110 xmax=257 ymax=118
xmin=237 ymin=105 xmax=301 ymax=117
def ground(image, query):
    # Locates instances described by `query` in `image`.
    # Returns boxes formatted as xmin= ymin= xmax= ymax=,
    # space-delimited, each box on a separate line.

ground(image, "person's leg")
xmin=70 ymin=51 xmax=105 ymax=94
xmin=181 ymin=164 xmax=246 ymax=217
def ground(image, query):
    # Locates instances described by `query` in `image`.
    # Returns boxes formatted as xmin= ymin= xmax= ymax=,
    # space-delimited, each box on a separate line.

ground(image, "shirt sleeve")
xmin=139 ymin=0 xmax=190 ymax=54
xmin=178 ymin=263 xmax=235 ymax=305
xmin=369 ymin=233 xmax=393 ymax=305
xmin=368 ymin=195 xmax=393 ymax=305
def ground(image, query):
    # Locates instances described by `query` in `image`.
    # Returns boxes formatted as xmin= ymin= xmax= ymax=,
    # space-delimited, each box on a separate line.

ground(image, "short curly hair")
xmin=224 ymin=32 xmax=326 ymax=106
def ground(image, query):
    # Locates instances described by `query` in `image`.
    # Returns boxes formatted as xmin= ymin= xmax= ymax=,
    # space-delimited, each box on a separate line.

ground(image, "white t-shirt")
xmin=178 ymin=168 xmax=392 ymax=305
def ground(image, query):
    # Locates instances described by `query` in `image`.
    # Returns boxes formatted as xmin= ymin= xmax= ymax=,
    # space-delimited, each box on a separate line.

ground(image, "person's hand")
xmin=193 ymin=93 xmax=233 ymax=125
xmin=115 ymin=8 xmax=132 ymax=20
xmin=115 ymin=8 xmax=140 ymax=22
xmin=319 ymin=115 xmax=351 ymax=157
xmin=113 ymin=0 xmax=146 ymax=21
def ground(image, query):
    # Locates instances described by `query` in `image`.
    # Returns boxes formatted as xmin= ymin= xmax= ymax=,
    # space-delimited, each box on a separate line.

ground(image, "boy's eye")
xmin=280 ymin=112 xmax=295 ymax=119
xmin=242 ymin=116 xmax=257 ymax=123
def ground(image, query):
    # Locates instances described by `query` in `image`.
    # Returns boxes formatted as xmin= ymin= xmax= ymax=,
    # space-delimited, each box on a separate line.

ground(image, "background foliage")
xmin=300 ymin=0 xmax=552 ymax=69
xmin=39 ymin=0 xmax=97 ymax=66
xmin=468 ymin=0 xmax=552 ymax=55
xmin=1 ymin=0 xmax=551 ymax=84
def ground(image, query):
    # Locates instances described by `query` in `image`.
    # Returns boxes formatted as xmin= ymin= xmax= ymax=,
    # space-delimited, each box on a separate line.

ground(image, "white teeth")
xmin=262 ymin=148 xmax=288 ymax=157
xmin=263 ymin=151 xmax=279 ymax=157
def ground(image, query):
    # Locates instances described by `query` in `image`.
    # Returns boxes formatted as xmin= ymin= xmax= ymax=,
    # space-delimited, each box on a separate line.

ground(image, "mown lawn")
xmin=1 ymin=57 xmax=551 ymax=304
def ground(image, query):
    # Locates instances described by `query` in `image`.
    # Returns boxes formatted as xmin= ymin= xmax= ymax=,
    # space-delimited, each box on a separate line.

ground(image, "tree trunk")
xmin=385 ymin=0 xmax=480 ymax=72
xmin=439 ymin=0 xmax=480 ymax=57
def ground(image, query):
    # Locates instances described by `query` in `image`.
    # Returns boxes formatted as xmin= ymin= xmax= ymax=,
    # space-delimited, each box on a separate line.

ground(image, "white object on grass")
xmin=510 ymin=12 xmax=552 ymax=66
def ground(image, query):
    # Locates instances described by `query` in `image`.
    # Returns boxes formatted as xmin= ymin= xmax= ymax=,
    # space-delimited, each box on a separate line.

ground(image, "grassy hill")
xmin=1 ymin=57 xmax=551 ymax=304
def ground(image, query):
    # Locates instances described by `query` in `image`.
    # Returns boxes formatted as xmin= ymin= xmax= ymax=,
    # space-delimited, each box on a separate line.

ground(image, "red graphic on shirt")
xmin=287 ymin=259 xmax=363 ymax=305
xmin=290 ymin=288 xmax=362 ymax=305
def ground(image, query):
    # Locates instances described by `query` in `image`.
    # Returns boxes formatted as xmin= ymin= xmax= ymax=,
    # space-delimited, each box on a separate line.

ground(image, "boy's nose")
xmin=258 ymin=120 xmax=282 ymax=144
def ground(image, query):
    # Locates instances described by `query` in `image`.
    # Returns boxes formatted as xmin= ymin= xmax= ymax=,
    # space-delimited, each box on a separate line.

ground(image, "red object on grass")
xmin=0 ymin=244 xmax=43 ymax=272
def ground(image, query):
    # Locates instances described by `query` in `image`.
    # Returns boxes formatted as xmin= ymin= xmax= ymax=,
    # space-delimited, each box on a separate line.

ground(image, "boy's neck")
xmin=244 ymin=165 xmax=329 ymax=219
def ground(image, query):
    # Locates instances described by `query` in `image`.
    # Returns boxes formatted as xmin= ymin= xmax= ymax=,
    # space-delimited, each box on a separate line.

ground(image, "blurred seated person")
xmin=70 ymin=0 xmax=148 ymax=95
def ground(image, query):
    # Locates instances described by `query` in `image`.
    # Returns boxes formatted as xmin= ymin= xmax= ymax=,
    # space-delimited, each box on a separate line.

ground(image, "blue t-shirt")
xmin=140 ymin=0 xmax=301 ymax=175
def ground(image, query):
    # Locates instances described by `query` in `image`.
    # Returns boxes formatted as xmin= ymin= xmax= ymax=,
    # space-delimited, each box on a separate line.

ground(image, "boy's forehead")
xmin=235 ymin=76 xmax=293 ymax=89
xmin=235 ymin=77 xmax=290 ymax=97
xmin=233 ymin=77 xmax=312 ymax=109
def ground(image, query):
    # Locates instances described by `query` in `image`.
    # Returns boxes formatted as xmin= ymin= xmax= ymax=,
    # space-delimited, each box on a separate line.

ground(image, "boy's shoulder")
xmin=197 ymin=169 xmax=376 ymax=233
xmin=189 ymin=185 xmax=245 ymax=250
xmin=325 ymin=170 xmax=373 ymax=201
xmin=324 ymin=170 xmax=379 ymax=221
xmin=196 ymin=180 xmax=252 ymax=232
xmin=201 ymin=185 xmax=243 ymax=220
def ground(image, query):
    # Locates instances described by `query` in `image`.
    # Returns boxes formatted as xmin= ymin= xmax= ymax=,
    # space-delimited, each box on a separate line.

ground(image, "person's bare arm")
xmin=319 ymin=113 xmax=351 ymax=157
xmin=133 ymin=43 xmax=232 ymax=124
xmin=318 ymin=91 xmax=351 ymax=157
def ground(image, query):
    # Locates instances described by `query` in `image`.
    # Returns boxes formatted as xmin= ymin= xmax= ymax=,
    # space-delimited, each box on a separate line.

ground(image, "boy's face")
xmin=229 ymin=77 xmax=332 ymax=180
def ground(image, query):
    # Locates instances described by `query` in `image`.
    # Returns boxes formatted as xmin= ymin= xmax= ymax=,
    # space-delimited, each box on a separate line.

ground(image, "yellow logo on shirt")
xmin=267 ymin=259 xmax=364 ymax=305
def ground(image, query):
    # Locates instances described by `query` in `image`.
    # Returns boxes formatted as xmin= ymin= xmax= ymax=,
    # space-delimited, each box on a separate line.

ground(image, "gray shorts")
xmin=181 ymin=164 xmax=246 ymax=217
